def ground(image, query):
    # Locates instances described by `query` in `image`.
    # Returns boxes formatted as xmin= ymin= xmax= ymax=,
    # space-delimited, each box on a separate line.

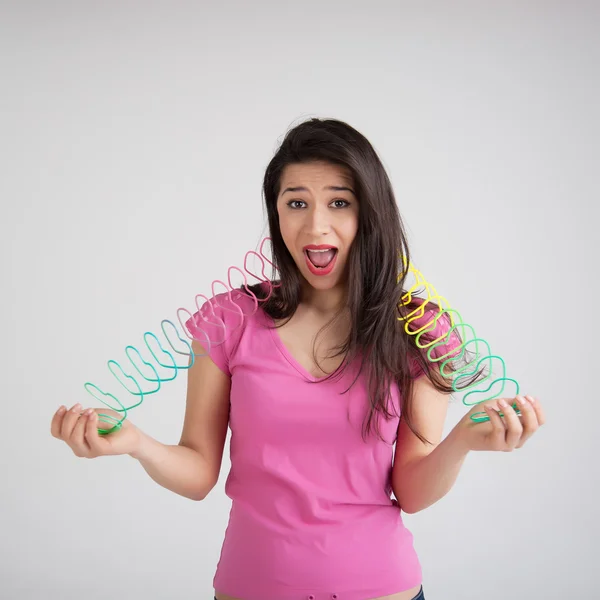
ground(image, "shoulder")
xmin=184 ymin=287 xmax=266 ymax=376
xmin=186 ymin=287 xmax=262 ymax=345
xmin=401 ymin=297 xmax=461 ymax=378
xmin=209 ymin=288 xmax=260 ymax=317
xmin=200 ymin=287 xmax=261 ymax=326
xmin=401 ymin=296 xmax=457 ymax=340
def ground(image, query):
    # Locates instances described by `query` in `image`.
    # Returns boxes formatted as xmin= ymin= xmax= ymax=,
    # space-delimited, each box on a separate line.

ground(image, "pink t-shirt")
xmin=186 ymin=288 xmax=459 ymax=600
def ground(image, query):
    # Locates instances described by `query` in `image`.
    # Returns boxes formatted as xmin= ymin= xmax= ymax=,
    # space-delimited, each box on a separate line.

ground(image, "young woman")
xmin=51 ymin=118 xmax=545 ymax=600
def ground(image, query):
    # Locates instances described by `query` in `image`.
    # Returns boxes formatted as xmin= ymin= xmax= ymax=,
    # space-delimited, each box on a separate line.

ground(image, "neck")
xmin=300 ymin=280 xmax=348 ymax=317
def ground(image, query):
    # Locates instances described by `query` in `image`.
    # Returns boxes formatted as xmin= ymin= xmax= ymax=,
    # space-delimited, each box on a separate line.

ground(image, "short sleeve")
xmin=406 ymin=301 xmax=463 ymax=380
xmin=184 ymin=291 xmax=247 ymax=376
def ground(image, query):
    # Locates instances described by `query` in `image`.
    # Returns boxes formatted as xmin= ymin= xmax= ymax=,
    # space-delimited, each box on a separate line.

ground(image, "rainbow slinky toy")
xmin=84 ymin=238 xmax=520 ymax=435
xmin=396 ymin=255 xmax=520 ymax=423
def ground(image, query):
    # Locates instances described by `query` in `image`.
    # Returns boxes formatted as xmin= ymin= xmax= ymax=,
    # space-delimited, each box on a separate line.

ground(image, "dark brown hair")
xmin=249 ymin=118 xmax=484 ymax=444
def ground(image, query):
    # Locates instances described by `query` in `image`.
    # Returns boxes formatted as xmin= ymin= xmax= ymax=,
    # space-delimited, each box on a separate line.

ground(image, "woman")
xmin=51 ymin=118 xmax=545 ymax=600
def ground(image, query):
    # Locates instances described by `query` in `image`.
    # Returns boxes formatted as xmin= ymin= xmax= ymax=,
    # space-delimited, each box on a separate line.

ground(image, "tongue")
xmin=308 ymin=249 xmax=336 ymax=267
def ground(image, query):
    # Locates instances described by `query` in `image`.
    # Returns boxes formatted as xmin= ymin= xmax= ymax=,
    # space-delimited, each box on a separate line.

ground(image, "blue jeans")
xmin=412 ymin=587 xmax=425 ymax=600
xmin=213 ymin=587 xmax=425 ymax=600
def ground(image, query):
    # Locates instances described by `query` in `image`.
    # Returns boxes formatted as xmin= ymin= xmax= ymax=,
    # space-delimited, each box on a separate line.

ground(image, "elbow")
xmin=393 ymin=484 xmax=423 ymax=515
xmin=191 ymin=478 xmax=218 ymax=501
xmin=400 ymin=502 xmax=423 ymax=515
xmin=395 ymin=494 xmax=417 ymax=514
xmin=397 ymin=494 xmax=434 ymax=514
xmin=190 ymin=489 xmax=209 ymax=502
xmin=392 ymin=480 xmax=411 ymax=514
xmin=192 ymin=492 xmax=207 ymax=502
xmin=399 ymin=501 xmax=414 ymax=514
xmin=177 ymin=443 xmax=219 ymax=501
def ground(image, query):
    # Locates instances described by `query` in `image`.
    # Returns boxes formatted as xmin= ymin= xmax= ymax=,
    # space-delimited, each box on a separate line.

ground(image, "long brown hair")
xmin=249 ymin=118 xmax=484 ymax=444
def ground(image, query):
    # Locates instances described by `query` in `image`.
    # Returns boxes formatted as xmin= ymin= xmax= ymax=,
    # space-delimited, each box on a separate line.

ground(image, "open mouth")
xmin=306 ymin=248 xmax=337 ymax=268
xmin=303 ymin=246 xmax=338 ymax=275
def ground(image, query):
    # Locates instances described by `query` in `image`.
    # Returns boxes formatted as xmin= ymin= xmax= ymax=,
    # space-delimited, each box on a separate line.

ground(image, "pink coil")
xmin=179 ymin=237 xmax=280 ymax=351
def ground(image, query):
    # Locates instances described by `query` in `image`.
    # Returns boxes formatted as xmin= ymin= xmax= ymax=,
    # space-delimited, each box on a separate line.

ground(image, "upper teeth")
xmin=307 ymin=249 xmax=333 ymax=252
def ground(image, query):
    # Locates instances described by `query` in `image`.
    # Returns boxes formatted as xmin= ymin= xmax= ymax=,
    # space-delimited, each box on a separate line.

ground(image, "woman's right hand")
xmin=51 ymin=404 xmax=142 ymax=458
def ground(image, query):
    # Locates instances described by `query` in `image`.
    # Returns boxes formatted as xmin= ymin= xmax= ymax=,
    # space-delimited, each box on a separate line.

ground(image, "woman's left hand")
xmin=453 ymin=395 xmax=546 ymax=453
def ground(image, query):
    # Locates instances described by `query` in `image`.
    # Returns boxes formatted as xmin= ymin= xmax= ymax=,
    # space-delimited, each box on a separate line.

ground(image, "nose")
xmin=304 ymin=204 xmax=331 ymax=236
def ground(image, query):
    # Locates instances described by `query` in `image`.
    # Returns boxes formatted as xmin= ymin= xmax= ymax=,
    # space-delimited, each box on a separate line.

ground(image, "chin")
xmin=304 ymin=277 xmax=339 ymax=290
xmin=300 ymin=267 xmax=345 ymax=290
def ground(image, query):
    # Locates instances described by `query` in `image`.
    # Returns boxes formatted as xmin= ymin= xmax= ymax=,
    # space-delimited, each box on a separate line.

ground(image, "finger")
xmin=70 ymin=408 xmax=93 ymax=457
xmin=484 ymin=404 xmax=507 ymax=449
xmin=499 ymin=398 xmax=523 ymax=450
xmin=85 ymin=411 xmax=109 ymax=455
xmin=472 ymin=399 xmax=500 ymax=418
xmin=515 ymin=395 xmax=539 ymax=448
xmin=50 ymin=406 xmax=67 ymax=438
xmin=527 ymin=395 xmax=546 ymax=426
xmin=60 ymin=404 xmax=84 ymax=440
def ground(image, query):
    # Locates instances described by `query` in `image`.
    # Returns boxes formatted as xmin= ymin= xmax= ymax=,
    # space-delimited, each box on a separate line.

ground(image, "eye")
xmin=287 ymin=200 xmax=306 ymax=209
xmin=331 ymin=199 xmax=350 ymax=208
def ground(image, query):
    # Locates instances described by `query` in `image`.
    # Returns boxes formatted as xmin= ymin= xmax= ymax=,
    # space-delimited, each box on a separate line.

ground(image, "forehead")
xmin=279 ymin=161 xmax=354 ymax=188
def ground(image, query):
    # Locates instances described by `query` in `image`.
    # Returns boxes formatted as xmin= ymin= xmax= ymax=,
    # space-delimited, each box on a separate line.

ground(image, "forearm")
xmin=130 ymin=431 xmax=214 ymax=501
xmin=393 ymin=427 xmax=470 ymax=514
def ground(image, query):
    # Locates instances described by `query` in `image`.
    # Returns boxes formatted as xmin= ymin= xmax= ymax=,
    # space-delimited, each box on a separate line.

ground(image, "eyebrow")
xmin=281 ymin=185 xmax=355 ymax=196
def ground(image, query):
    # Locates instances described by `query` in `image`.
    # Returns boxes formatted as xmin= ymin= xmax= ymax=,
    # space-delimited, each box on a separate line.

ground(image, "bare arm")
xmin=130 ymin=339 xmax=231 ymax=501
xmin=392 ymin=375 xmax=468 ymax=514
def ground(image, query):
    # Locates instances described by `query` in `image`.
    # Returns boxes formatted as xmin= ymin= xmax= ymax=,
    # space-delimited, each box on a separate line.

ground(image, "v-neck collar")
xmin=261 ymin=310 xmax=331 ymax=383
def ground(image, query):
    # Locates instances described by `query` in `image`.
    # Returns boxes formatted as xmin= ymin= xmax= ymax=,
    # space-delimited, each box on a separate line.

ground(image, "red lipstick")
xmin=303 ymin=245 xmax=338 ymax=276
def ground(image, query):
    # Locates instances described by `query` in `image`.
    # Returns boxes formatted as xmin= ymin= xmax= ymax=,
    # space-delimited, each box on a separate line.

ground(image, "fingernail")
xmin=57 ymin=406 xmax=66 ymax=414
xmin=499 ymin=399 xmax=508 ymax=408
xmin=71 ymin=403 xmax=82 ymax=412
xmin=517 ymin=396 xmax=527 ymax=406
xmin=527 ymin=396 xmax=536 ymax=404
xmin=84 ymin=408 xmax=94 ymax=416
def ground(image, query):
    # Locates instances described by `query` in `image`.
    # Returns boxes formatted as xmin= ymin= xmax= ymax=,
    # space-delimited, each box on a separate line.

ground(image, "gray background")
xmin=1 ymin=1 xmax=597 ymax=599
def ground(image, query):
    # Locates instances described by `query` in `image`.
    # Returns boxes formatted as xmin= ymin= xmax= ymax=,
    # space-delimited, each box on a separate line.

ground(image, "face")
xmin=276 ymin=161 xmax=359 ymax=291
